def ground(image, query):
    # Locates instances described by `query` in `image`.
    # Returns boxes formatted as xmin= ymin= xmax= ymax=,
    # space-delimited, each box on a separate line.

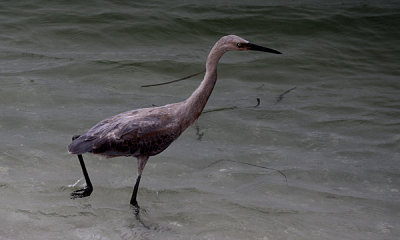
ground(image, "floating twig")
xmin=275 ymin=87 xmax=296 ymax=104
xmin=207 ymin=159 xmax=288 ymax=186
xmin=202 ymin=97 xmax=260 ymax=114
xmin=195 ymin=124 xmax=205 ymax=141
xmin=203 ymin=106 xmax=237 ymax=114
xmin=256 ymin=84 xmax=265 ymax=89
xmin=141 ymin=70 xmax=205 ymax=88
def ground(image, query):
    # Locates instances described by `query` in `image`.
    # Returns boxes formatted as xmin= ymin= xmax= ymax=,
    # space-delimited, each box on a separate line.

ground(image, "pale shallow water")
xmin=0 ymin=0 xmax=399 ymax=239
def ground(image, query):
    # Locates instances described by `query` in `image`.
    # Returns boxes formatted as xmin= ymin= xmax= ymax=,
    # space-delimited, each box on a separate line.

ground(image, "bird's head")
xmin=217 ymin=35 xmax=281 ymax=54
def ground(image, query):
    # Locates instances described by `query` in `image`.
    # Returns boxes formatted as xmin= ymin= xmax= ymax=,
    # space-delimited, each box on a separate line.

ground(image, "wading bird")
xmin=68 ymin=35 xmax=281 ymax=208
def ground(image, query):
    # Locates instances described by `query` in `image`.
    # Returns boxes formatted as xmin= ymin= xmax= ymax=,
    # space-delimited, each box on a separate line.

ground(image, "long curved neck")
xmin=180 ymin=43 xmax=226 ymax=127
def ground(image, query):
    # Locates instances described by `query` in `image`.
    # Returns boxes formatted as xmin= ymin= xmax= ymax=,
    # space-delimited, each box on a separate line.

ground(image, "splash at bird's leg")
xmin=130 ymin=174 xmax=149 ymax=217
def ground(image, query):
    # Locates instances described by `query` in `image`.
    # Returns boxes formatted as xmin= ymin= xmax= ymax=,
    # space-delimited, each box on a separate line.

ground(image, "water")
xmin=1 ymin=0 xmax=399 ymax=239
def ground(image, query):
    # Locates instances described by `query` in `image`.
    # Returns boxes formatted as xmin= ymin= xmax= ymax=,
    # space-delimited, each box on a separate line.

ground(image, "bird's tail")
xmin=68 ymin=135 xmax=94 ymax=155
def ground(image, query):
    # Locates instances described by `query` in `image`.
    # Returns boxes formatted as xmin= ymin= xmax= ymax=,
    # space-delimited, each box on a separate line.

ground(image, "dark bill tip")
xmin=246 ymin=43 xmax=282 ymax=54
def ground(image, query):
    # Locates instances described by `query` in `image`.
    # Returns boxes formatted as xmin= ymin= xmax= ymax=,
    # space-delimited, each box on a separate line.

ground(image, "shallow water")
xmin=1 ymin=0 xmax=399 ymax=239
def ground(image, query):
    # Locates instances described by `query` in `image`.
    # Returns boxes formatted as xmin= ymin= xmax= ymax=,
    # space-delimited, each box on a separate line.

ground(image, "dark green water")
xmin=1 ymin=1 xmax=399 ymax=239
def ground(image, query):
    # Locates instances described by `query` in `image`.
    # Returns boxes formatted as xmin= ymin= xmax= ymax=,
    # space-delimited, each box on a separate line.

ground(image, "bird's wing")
xmin=68 ymin=109 xmax=141 ymax=155
xmin=68 ymin=107 xmax=181 ymax=156
xmin=107 ymin=110 xmax=181 ymax=156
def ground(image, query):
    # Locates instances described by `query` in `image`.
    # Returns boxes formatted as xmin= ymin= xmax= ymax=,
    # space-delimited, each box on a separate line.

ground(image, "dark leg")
xmin=130 ymin=177 xmax=149 ymax=228
xmin=130 ymin=156 xmax=149 ymax=208
xmin=130 ymin=175 xmax=141 ymax=207
xmin=71 ymin=154 xmax=93 ymax=199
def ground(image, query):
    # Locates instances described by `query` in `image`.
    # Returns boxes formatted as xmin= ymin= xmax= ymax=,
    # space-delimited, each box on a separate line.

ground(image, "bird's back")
xmin=68 ymin=103 xmax=184 ymax=157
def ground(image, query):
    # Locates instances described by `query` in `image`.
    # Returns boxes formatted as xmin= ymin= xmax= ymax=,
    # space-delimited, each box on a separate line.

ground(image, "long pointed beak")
xmin=246 ymin=43 xmax=282 ymax=54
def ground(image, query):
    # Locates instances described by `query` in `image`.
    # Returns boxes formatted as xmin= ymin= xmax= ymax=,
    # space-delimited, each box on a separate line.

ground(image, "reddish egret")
xmin=68 ymin=35 xmax=281 ymax=208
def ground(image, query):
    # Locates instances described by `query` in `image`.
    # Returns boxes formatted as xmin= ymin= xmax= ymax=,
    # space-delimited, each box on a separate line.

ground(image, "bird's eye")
xmin=237 ymin=43 xmax=243 ymax=48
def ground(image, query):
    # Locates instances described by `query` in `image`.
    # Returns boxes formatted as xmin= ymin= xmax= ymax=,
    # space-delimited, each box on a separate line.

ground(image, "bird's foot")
xmin=130 ymin=201 xmax=148 ymax=216
xmin=130 ymin=200 xmax=140 ymax=212
xmin=130 ymin=204 xmax=149 ymax=228
xmin=70 ymin=186 xmax=93 ymax=199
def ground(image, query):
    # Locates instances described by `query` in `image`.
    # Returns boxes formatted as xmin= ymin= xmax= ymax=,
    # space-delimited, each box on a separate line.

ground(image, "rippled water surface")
xmin=1 ymin=0 xmax=399 ymax=239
